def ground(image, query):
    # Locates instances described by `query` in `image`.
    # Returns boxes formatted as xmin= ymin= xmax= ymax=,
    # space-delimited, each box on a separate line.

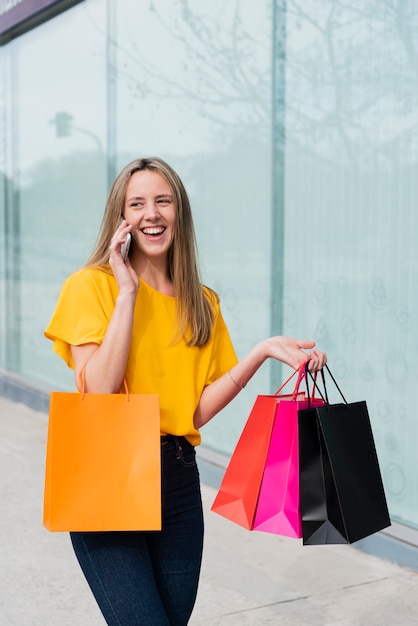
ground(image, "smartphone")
xmin=120 ymin=231 xmax=131 ymax=262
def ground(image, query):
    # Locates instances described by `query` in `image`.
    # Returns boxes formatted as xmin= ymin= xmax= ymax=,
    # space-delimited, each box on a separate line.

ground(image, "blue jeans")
xmin=70 ymin=436 xmax=204 ymax=625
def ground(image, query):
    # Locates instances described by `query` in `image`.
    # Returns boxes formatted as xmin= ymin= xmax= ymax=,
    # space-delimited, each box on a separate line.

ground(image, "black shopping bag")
xmin=298 ymin=366 xmax=391 ymax=545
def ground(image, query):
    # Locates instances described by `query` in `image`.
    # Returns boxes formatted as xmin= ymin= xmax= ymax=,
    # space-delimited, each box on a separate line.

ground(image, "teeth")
xmin=143 ymin=227 xmax=165 ymax=235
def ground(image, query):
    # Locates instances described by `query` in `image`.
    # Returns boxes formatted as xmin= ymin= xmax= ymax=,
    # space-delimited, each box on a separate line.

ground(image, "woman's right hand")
xmin=108 ymin=220 xmax=139 ymax=295
xmin=73 ymin=221 xmax=138 ymax=393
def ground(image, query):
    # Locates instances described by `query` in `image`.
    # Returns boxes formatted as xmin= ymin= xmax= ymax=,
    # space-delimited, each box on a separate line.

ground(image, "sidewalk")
xmin=0 ymin=396 xmax=417 ymax=625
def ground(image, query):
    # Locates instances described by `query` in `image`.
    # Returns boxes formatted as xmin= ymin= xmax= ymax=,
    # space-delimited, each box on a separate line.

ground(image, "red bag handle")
xmin=274 ymin=359 xmax=324 ymax=402
xmin=274 ymin=360 xmax=309 ymax=399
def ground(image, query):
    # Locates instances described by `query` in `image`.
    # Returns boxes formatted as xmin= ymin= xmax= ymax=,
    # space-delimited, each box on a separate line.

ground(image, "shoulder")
xmin=64 ymin=265 xmax=114 ymax=287
xmin=45 ymin=267 xmax=115 ymax=367
xmin=61 ymin=265 xmax=116 ymax=295
xmin=202 ymin=285 xmax=229 ymax=333
xmin=202 ymin=285 xmax=220 ymax=309
xmin=57 ymin=266 xmax=117 ymax=312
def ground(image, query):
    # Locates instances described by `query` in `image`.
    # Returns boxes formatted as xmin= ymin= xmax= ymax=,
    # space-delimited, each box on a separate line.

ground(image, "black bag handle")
xmin=305 ymin=362 xmax=348 ymax=407
xmin=305 ymin=363 xmax=328 ymax=407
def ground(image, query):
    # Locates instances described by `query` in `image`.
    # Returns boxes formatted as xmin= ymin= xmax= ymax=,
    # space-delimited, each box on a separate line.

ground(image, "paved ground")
xmin=1 ymin=396 xmax=418 ymax=625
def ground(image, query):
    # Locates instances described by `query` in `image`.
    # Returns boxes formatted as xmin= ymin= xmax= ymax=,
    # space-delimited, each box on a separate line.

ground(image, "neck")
xmin=132 ymin=255 xmax=174 ymax=296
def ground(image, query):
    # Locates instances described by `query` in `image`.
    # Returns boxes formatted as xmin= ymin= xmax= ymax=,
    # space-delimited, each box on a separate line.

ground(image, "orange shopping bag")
xmin=43 ymin=381 xmax=161 ymax=532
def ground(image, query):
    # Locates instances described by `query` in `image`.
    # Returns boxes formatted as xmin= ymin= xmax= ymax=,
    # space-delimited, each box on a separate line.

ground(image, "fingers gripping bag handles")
xmin=211 ymin=363 xmax=323 ymax=533
xmin=43 ymin=370 xmax=161 ymax=532
xmin=298 ymin=364 xmax=391 ymax=545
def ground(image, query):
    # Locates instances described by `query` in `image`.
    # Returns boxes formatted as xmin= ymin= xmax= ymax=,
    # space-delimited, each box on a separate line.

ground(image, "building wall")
xmin=280 ymin=1 xmax=418 ymax=533
xmin=1 ymin=0 xmax=418 ymax=538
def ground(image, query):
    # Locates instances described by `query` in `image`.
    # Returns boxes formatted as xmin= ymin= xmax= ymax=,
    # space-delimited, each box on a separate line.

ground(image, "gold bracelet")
xmin=228 ymin=369 xmax=246 ymax=390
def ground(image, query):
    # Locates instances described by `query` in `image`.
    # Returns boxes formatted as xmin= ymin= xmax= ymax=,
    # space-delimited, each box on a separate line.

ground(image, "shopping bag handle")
xmin=274 ymin=360 xmax=309 ymax=399
xmin=79 ymin=368 xmax=130 ymax=400
xmin=305 ymin=364 xmax=328 ymax=406
xmin=305 ymin=362 xmax=348 ymax=406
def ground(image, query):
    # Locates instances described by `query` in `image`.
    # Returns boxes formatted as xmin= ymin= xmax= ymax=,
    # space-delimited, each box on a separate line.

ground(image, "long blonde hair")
xmin=86 ymin=157 xmax=216 ymax=346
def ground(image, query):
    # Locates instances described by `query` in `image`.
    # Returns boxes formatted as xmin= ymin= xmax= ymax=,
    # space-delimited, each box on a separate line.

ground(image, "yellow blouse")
xmin=44 ymin=267 xmax=238 ymax=445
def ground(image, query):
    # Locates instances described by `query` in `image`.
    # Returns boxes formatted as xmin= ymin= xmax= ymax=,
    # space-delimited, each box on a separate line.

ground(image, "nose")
xmin=143 ymin=202 xmax=159 ymax=220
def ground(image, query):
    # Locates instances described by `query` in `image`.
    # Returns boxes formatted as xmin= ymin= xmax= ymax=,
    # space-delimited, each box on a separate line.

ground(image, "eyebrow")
xmin=126 ymin=194 xmax=173 ymax=202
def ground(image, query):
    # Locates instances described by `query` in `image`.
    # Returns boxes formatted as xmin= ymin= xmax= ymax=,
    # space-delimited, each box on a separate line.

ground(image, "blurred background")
xmin=1 ymin=0 xmax=417 ymax=556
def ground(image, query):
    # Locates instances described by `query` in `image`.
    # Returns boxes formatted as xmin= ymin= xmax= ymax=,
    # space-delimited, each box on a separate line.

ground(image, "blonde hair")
xmin=86 ymin=157 xmax=216 ymax=347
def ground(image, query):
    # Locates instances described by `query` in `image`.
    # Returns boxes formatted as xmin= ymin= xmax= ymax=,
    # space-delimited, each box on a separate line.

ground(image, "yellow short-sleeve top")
xmin=44 ymin=267 xmax=238 ymax=446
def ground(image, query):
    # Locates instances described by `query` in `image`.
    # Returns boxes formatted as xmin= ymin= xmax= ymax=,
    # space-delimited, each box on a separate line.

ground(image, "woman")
xmin=45 ymin=157 xmax=326 ymax=625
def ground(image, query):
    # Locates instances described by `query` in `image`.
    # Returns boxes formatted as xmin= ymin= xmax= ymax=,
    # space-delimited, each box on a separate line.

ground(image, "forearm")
xmin=193 ymin=342 xmax=267 ymax=429
xmin=74 ymin=292 xmax=137 ymax=393
xmin=193 ymin=335 xmax=327 ymax=429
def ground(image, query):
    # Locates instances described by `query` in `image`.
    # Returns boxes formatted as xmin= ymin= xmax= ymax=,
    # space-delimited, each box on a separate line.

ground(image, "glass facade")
xmin=1 ymin=0 xmax=418 ymax=534
xmin=279 ymin=1 xmax=418 ymax=531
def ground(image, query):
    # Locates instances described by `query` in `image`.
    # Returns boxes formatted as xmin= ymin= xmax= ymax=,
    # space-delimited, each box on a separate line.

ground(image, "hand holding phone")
xmin=120 ymin=232 xmax=131 ymax=262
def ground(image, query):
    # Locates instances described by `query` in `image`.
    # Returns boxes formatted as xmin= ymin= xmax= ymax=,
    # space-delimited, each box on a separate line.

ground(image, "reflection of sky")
xmin=5 ymin=0 xmax=274 ymax=171
xmin=115 ymin=0 xmax=271 ymax=157
xmin=9 ymin=2 xmax=107 ymax=171
xmin=284 ymin=1 xmax=418 ymax=165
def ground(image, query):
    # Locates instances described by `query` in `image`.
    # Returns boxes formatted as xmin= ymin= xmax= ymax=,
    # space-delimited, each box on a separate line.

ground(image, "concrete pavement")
xmin=1 ymin=396 xmax=417 ymax=625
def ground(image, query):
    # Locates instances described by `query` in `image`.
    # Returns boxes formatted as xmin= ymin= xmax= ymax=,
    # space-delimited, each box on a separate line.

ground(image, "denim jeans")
xmin=70 ymin=436 xmax=204 ymax=626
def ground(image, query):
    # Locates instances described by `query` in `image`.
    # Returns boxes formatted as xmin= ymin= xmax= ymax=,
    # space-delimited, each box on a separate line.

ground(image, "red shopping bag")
xmin=211 ymin=366 xmax=312 ymax=531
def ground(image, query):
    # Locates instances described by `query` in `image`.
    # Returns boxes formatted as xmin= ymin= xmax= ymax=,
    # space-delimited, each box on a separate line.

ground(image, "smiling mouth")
xmin=141 ymin=227 xmax=166 ymax=236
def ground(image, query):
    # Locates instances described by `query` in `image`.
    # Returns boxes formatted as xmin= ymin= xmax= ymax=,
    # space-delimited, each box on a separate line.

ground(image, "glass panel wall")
xmin=280 ymin=0 xmax=418 ymax=528
xmin=0 ymin=0 xmax=274 ymax=454
xmin=1 ymin=0 xmax=108 ymax=390
xmin=114 ymin=0 xmax=275 ymax=453
xmin=1 ymin=0 xmax=418 ymax=533
xmin=0 ymin=48 xmax=12 ymax=370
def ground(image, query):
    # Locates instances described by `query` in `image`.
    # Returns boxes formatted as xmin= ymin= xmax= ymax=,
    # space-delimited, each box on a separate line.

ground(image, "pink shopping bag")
xmin=252 ymin=371 xmax=324 ymax=538
xmin=211 ymin=367 xmax=306 ymax=529
xmin=252 ymin=397 xmax=323 ymax=537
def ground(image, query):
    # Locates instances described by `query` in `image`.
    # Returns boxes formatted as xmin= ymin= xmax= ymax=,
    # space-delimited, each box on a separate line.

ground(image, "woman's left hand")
xmin=262 ymin=336 xmax=327 ymax=372
xmin=305 ymin=347 xmax=327 ymax=372
xmin=194 ymin=336 xmax=326 ymax=429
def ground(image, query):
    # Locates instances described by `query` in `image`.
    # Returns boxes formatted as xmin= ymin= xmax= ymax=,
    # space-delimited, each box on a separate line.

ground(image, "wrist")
xmin=116 ymin=292 xmax=137 ymax=307
xmin=254 ymin=339 xmax=271 ymax=363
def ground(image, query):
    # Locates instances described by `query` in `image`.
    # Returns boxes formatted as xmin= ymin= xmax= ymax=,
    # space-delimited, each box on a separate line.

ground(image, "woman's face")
xmin=124 ymin=169 xmax=176 ymax=265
